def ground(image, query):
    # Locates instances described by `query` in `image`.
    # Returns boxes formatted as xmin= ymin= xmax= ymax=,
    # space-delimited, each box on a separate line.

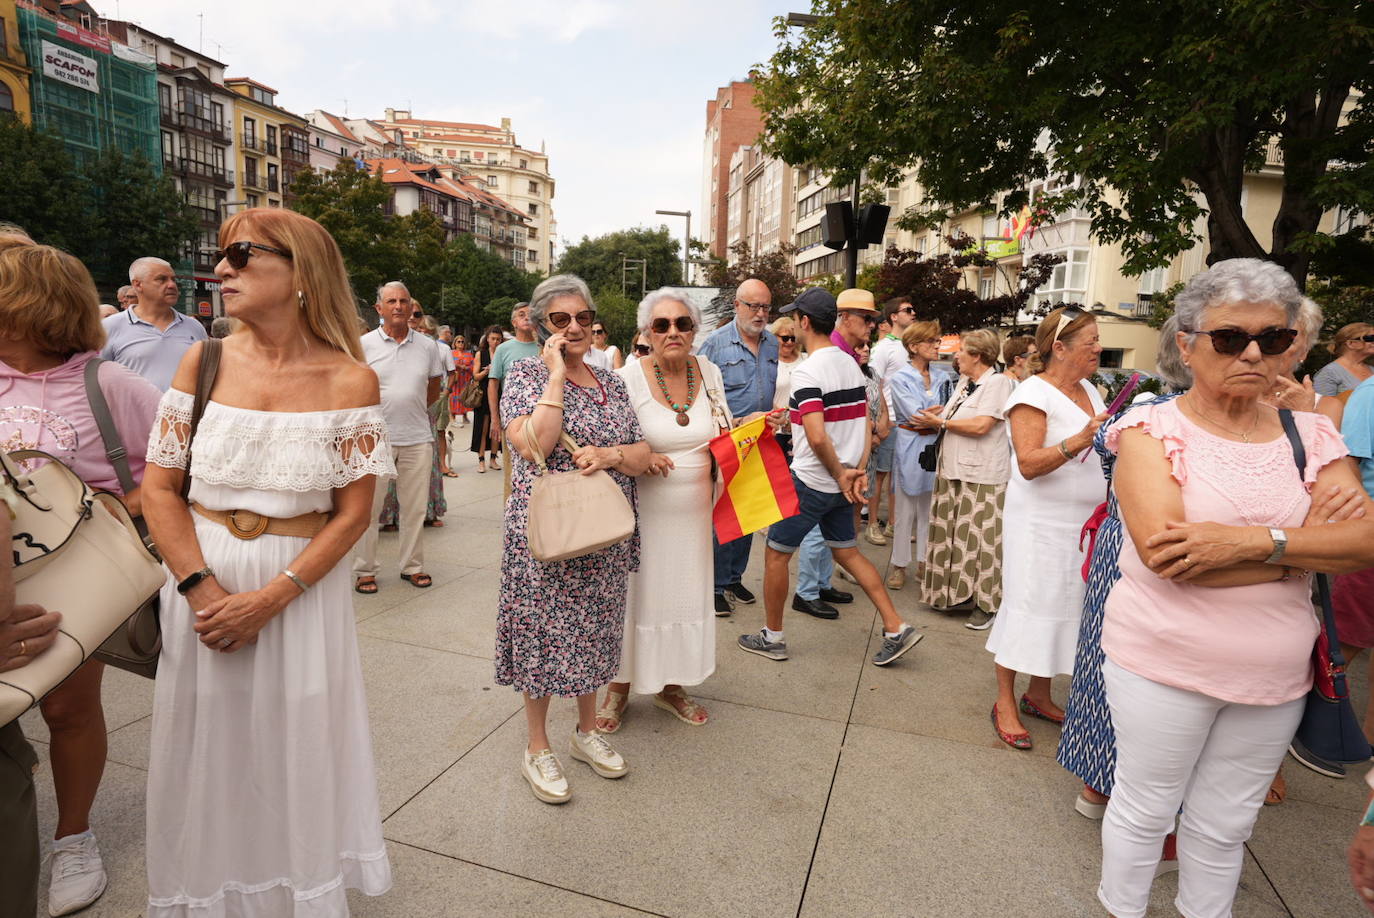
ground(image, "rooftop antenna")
xmin=343 ymin=99 xmax=348 ymax=116
xmin=197 ymin=13 xmax=203 ymax=52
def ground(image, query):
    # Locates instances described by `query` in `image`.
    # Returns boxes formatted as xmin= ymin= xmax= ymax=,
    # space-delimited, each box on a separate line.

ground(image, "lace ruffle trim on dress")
xmin=1104 ymin=401 xmax=1190 ymax=485
xmin=147 ymin=848 xmax=391 ymax=917
xmin=145 ymin=390 xmax=397 ymax=491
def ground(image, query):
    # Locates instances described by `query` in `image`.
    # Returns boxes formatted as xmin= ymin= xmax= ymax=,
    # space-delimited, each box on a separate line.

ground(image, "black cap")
xmin=780 ymin=287 xmax=836 ymax=322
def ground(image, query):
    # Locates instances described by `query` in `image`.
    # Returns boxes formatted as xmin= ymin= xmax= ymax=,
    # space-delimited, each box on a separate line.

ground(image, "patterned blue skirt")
xmin=1056 ymin=501 xmax=1123 ymax=795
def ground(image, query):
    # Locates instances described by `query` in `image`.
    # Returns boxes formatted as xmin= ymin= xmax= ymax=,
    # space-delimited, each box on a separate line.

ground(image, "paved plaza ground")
xmin=20 ymin=452 xmax=1372 ymax=916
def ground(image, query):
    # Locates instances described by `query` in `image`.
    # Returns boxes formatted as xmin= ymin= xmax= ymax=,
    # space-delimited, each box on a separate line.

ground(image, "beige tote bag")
xmin=1 ymin=450 xmax=166 ymax=725
xmin=523 ymin=418 xmax=635 ymax=563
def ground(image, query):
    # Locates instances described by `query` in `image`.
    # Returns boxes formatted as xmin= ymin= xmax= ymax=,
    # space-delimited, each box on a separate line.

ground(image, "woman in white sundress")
xmin=140 ymin=208 xmax=394 ymax=917
xmin=595 ymin=289 xmax=732 ymax=733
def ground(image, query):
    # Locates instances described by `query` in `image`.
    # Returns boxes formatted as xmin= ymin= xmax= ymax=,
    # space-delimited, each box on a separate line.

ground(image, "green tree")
xmin=556 ymin=227 xmax=681 ymax=297
xmin=703 ymin=240 xmax=802 ymax=306
xmin=756 ymin=1 xmax=1374 ymax=287
xmin=289 ymin=162 xmax=395 ymax=307
xmin=0 ymin=118 xmax=88 ymax=253
xmin=82 ymin=148 xmax=200 ymax=294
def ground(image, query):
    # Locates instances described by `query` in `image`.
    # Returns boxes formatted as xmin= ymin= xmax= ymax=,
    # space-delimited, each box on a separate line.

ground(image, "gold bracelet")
xmin=536 ymin=399 xmax=564 ymax=410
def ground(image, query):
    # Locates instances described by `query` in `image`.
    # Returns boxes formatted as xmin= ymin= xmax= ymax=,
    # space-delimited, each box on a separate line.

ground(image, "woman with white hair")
xmin=1097 ymin=258 xmax=1374 ymax=918
xmin=496 ymin=274 xmax=651 ymax=804
xmin=595 ymin=289 xmax=731 ymax=733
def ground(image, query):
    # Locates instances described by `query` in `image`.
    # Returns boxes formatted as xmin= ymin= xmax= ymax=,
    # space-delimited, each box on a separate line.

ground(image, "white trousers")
xmin=1098 ymin=659 xmax=1304 ymax=918
xmin=889 ymin=489 xmax=932 ymax=569
xmin=353 ymin=442 xmax=432 ymax=578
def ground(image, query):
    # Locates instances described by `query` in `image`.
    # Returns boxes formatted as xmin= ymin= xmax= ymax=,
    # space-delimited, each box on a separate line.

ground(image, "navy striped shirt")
xmin=788 ymin=346 xmax=868 ymax=493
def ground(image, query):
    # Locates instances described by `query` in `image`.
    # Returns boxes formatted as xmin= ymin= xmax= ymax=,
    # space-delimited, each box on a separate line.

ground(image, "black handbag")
xmin=1280 ymin=409 xmax=1373 ymax=765
xmin=918 ymin=378 xmax=977 ymax=473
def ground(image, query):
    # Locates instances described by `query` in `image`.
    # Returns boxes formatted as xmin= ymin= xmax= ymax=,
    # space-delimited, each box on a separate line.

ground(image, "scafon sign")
xmin=41 ymin=40 xmax=100 ymax=94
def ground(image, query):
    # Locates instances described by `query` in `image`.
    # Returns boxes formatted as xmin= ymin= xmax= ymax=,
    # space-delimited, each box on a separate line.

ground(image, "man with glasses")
xmin=100 ymin=257 xmax=207 ymax=391
xmin=116 ymin=285 xmax=137 ymax=311
xmin=698 ymin=278 xmax=780 ymax=615
xmin=866 ymin=296 xmax=919 ymax=544
xmin=738 ymin=287 xmax=921 ymax=666
xmin=353 ymin=281 xmax=446 ymax=594
xmin=488 ymin=303 xmax=539 ymax=493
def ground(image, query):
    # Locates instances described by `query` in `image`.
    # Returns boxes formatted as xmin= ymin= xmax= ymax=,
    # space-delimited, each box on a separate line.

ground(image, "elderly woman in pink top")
xmin=1100 ymin=258 xmax=1374 ymax=918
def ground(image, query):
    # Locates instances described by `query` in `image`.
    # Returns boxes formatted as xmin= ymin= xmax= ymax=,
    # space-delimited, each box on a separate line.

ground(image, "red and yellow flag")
xmin=710 ymin=416 xmax=799 ymax=542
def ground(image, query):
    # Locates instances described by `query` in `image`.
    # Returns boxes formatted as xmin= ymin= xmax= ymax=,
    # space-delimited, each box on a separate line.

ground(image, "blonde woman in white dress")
xmin=141 ymin=209 xmax=393 ymax=916
xmin=596 ymin=289 xmax=732 ymax=732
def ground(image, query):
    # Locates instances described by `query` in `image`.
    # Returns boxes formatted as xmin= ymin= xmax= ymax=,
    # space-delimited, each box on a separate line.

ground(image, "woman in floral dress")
xmin=496 ymin=274 xmax=650 ymax=805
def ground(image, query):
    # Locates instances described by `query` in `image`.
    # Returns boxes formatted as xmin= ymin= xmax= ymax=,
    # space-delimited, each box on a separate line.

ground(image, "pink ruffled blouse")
xmin=1101 ymin=399 xmax=1348 ymax=704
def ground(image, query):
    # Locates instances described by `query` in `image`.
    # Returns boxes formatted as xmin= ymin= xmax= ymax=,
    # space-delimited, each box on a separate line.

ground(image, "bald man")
xmin=697 ymin=278 xmax=781 ymax=615
xmin=100 ymin=257 xmax=206 ymax=390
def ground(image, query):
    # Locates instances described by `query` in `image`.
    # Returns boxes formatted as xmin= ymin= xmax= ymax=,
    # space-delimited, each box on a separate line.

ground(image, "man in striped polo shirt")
xmin=738 ymin=287 xmax=922 ymax=666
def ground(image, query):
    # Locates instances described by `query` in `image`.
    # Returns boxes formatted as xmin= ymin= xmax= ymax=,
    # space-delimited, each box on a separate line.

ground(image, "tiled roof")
xmin=368 ymin=158 xmax=465 ymax=200
xmin=414 ymin=133 xmax=506 ymax=146
xmin=225 ymin=76 xmax=278 ymax=94
xmin=394 ymin=118 xmax=501 ymax=133
xmin=318 ymin=111 xmax=361 ymax=145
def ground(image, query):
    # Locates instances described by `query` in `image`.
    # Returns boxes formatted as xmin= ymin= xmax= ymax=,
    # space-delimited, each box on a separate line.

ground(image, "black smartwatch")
xmin=176 ymin=566 xmax=215 ymax=595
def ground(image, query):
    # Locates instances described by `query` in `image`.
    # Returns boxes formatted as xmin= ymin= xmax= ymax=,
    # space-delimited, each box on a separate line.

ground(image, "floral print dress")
xmin=494 ymin=356 xmax=644 ymax=698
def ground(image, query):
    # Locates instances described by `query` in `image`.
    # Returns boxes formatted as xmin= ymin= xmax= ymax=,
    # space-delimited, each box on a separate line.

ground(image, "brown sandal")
xmin=400 ymin=572 xmax=433 ymax=588
xmin=1265 ymin=772 xmax=1286 ymax=806
xmin=354 ymin=577 xmax=378 ymax=594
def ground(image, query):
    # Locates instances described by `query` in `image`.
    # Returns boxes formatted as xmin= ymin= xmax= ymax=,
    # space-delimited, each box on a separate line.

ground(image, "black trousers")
xmin=0 ymin=720 xmax=39 ymax=918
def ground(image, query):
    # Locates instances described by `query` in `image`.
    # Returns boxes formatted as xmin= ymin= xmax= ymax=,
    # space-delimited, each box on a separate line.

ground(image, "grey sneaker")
xmin=738 ymin=630 xmax=788 ymax=661
xmin=965 ymin=608 xmax=995 ymax=631
xmin=872 ymin=625 xmax=922 ymax=666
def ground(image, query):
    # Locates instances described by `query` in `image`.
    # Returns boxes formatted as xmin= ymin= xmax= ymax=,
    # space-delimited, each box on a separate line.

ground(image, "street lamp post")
xmin=655 ymin=209 xmax=691 ymax=284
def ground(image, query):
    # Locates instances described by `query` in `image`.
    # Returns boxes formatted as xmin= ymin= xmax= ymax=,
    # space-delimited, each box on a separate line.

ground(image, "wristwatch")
xmin=1264 ymin=528 xmax=1288 ymax=564
xmin=177 ymin=566 xmax=214 ymax=595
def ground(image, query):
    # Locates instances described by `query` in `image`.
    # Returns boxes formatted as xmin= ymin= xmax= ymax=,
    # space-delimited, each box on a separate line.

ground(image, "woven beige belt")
xmin=191 ymin=503 xmax=330 ymax=540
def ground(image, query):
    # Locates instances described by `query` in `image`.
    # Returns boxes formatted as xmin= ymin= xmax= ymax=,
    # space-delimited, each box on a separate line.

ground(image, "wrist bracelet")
xmin=282 ymin=569 xmax=309 ymax=593
xmin=1058 ymin=440 xmax=1075 ymax=460
xmin=536 ymin=399 xmax=564 ymax=410
xmin=176 ymin=566 xmax=214 ymax=595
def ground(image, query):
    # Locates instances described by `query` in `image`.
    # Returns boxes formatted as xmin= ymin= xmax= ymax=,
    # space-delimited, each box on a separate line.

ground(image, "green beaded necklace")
xmin=652 ymin=360 xmax=697 ymax=426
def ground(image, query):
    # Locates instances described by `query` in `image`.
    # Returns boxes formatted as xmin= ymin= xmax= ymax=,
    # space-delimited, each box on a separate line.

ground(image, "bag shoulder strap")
xmin=83 ymin=357 xmax=136 ymax=496
xmin=521 ymin=417 xmax=583 ymax=474
xmin=181 ymin=339 xmax=223 ymax=501
xmin=1279 ymin=408 xmax=1345 ymax=668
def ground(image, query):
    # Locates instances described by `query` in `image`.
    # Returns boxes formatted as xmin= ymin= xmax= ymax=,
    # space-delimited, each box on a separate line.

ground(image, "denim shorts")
xmin=767 ymin=475 xmax=858 ymax=552
xmin=871 ymin=433 xmax=895 ymax=473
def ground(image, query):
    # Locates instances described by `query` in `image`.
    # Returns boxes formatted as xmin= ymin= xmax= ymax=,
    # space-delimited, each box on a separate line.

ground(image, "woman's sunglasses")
xmin=1187 ymin=326 xmax=1298 ymax=356
xmin=214 ymin=240 xmax=291 ymax=269
xmin=547 ymin=309 xmax=596 ymax=329
xmin=649 ymin=316 xmax=696 ymax=334
xmin=778 ymin=335 xmax=796 ymax=344
xmin=592 ymin=328 xmax=607 ymax=335
xmin=633 ymin=344 xmax=652 ymax=356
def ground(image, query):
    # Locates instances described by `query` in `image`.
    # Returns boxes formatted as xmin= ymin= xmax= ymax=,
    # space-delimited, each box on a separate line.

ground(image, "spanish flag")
xmin=710 ymin=415 xmax=800 ymax=541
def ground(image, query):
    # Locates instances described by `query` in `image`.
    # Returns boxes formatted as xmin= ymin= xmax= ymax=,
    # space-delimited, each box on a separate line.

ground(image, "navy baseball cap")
xmin=780 ymin=287 xmax=837 ymax=322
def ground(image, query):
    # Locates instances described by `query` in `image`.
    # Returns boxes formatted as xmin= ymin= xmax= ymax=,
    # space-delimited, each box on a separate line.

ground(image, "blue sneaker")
xmin=872 ymin=625 xmax=922 ymax=666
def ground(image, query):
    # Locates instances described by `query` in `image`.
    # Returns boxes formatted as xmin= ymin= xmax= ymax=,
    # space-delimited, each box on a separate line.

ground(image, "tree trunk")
xmin=1269 ymin=84 xmax=1351 ymax=291
xmin=1192 ymin=124 xmax=1266 ymax=268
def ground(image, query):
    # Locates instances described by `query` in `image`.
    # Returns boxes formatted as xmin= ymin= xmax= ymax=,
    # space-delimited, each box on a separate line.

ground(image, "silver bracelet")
xmin=282 ymin=569 xmax=309 ymax=593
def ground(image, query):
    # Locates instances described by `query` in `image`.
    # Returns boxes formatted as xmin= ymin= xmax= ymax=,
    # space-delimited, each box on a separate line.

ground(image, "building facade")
xmin=724 ymin=144 xmax=794 ymax=263
xmin=224 ymin=76 xmax=306 ymax=213
xmin=700 ymin=80 xmax=764 ymax=262
xmin=0 ymin=0 xmax=31 ymax=121
xmin=374 ymin=110 xmax=555 ymax=272
xmin=305 ymin=109 xmax=366 ymax=172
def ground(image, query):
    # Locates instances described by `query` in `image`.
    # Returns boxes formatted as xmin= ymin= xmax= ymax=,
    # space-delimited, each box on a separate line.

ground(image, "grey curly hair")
xmin=529 ymin=274 xmax=593 ymax=327
xmin=637 ymin=288 xmax=703 ymax=333
xmin=1173 ymin=258 xmax=1301 ymax=333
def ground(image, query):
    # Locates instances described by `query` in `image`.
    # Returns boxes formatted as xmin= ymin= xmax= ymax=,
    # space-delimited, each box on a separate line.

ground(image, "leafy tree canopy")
xmin=703 ymin=240 xmax=803 ymax=307
xmin=556 ymin=226 xmax=682 ymax=298
xmin=755 ymin=1 xmax=1374 ymax=287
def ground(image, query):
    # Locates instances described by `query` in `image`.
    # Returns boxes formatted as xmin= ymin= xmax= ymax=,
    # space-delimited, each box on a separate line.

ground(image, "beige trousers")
xmin=353 ymin=442 xmax=432 ymax=578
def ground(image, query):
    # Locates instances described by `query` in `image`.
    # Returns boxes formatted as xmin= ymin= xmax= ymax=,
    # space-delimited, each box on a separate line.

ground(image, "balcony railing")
xmin=176 ymin=158 xmax=234 ymax=187
xmin=178 ymin=109 xmax=232 ymax=142
xmin=1134 ymin=293 xmax=1155 ymax=318
xmin=282 ymin=142 xmax=310 ymax=163
xmin=240 ymin=135 xmax=266 ymax=153
xmin=243 ymin=173 xmax=265 ymax=191
xmin=266 ymin=142 xmax=278 ymax=156
xmin=1264 ymin=137 xmax=1285 ymax=169
xmin=267 ymin=176 xmax=280 ymax=193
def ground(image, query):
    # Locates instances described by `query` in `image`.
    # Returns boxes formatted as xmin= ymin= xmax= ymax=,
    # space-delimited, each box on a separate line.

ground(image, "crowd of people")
xmin=2 ymin=208 xmax=1374 ymax=918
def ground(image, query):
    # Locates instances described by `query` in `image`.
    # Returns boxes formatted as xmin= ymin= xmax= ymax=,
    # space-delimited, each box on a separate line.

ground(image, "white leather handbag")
xmin=1 ymin=449 xmax=165 ymax=725
xmin=522 ymin=418 xmax=635 ymax=563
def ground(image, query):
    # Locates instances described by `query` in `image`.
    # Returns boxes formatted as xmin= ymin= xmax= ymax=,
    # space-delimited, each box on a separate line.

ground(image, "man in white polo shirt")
xmin=737 ymin=287 xmax=921 ymax=667
xmin=353 ymin=281 xmax=445 ymax=593
xmin=100 ymin=257 xmax=206 ymax=391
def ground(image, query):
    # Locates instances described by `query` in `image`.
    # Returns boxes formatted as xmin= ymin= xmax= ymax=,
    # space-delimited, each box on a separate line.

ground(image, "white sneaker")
xmin=522 ymin=749 xmax=571 ymax=804
xmin=569 ymin=729 xmax=628 ymax=778
xmin=48 ymin=832 xmax=107 ymax=916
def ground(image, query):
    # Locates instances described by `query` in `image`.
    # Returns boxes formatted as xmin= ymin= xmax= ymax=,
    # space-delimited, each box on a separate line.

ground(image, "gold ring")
xmin=19 ymin=639 xmax=27 ymax=656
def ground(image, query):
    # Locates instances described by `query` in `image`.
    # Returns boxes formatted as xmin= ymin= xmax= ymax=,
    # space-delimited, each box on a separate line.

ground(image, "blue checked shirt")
xmin=697 ymin=320 xmax=780 ymax=418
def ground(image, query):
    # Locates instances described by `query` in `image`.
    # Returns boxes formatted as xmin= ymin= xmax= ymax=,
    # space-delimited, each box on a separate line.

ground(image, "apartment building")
xmin=0 ymin=0 xmax=31 ymax=120
xmin=701 ymin=80 xmax=765 ymax=262
xmin=374 ymin=110 xmax=555 ymax=272
xmin=305 ymin=109 xmax=366 ymax=172
xmin=224 ymin=76 xmax=306 ymax=213
xmin=724 ymin=144 xmax=793 ymax=261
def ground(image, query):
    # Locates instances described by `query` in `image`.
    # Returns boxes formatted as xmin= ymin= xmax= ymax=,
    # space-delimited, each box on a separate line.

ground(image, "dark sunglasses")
xmin=547 ymin=309 xmax=596 ymax=329
xmin=1362 ymin=334 xmax=1374 ymax=343
xmin=842 ymin=311 xmax=878 ymax=327
xmin=215 ymin=240 xmax=291 ymax=269
xmin=778 ymin=335 xmax=796 ymax=343
xmin=897 ymin=306 xmax=916 ymax=315
xmin=633 ymin=344 xmax=652 ymax=356
xmin=1186 ymin=326 xmax=1298 ymax=356
xmin=650 ymin=316 xmax=696 ymax=334
xmin=411 ymin=311 xmax=423 ymax=319
xmin=592 ymin=328 xmax=607 ymax=335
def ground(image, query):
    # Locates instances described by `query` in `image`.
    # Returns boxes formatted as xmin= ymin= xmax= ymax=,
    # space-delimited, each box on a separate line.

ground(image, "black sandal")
xmin=354 ymin=577 xmax=378 ymax=594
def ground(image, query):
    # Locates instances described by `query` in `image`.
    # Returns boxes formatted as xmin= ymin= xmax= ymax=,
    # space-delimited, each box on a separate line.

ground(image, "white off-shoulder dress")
xmin=144 ymin=390 xmax=396 ymax=918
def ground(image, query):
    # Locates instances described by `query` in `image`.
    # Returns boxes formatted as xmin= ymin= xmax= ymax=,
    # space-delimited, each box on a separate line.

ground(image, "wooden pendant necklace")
xmin=652 ymin=360 xmax=697 ymax=426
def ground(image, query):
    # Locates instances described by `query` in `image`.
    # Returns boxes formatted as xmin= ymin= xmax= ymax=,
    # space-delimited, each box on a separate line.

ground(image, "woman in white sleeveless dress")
xmin=141 ymin=209 xmax=394 ymax=916
xmin=595 ymin=290 xmax=731 ymax=732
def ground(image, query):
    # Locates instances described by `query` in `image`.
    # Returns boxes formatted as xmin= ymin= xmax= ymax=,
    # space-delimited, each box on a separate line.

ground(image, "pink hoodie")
xmin=0 ymin=351 xmax=162 ymax=496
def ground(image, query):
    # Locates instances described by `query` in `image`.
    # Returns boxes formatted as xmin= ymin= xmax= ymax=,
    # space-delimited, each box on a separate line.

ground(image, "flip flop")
xmin=400 ymin=572 xmax=433 ymax=588
xmin=354 ymin=577 xmax=378 ymax=595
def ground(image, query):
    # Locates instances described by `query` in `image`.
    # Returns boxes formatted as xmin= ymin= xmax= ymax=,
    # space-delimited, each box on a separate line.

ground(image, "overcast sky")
xmin=111 ymin=0 xmax=792 ymax=254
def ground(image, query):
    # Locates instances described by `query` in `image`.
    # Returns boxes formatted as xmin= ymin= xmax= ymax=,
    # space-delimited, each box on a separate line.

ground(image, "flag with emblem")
xmin=709 ymin=415 xmax=799 ymax=541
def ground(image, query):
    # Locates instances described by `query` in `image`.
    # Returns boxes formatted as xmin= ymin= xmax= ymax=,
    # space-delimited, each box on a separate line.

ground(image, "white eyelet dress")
xmin=144 ymin=390 xmax=396 ymax=918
